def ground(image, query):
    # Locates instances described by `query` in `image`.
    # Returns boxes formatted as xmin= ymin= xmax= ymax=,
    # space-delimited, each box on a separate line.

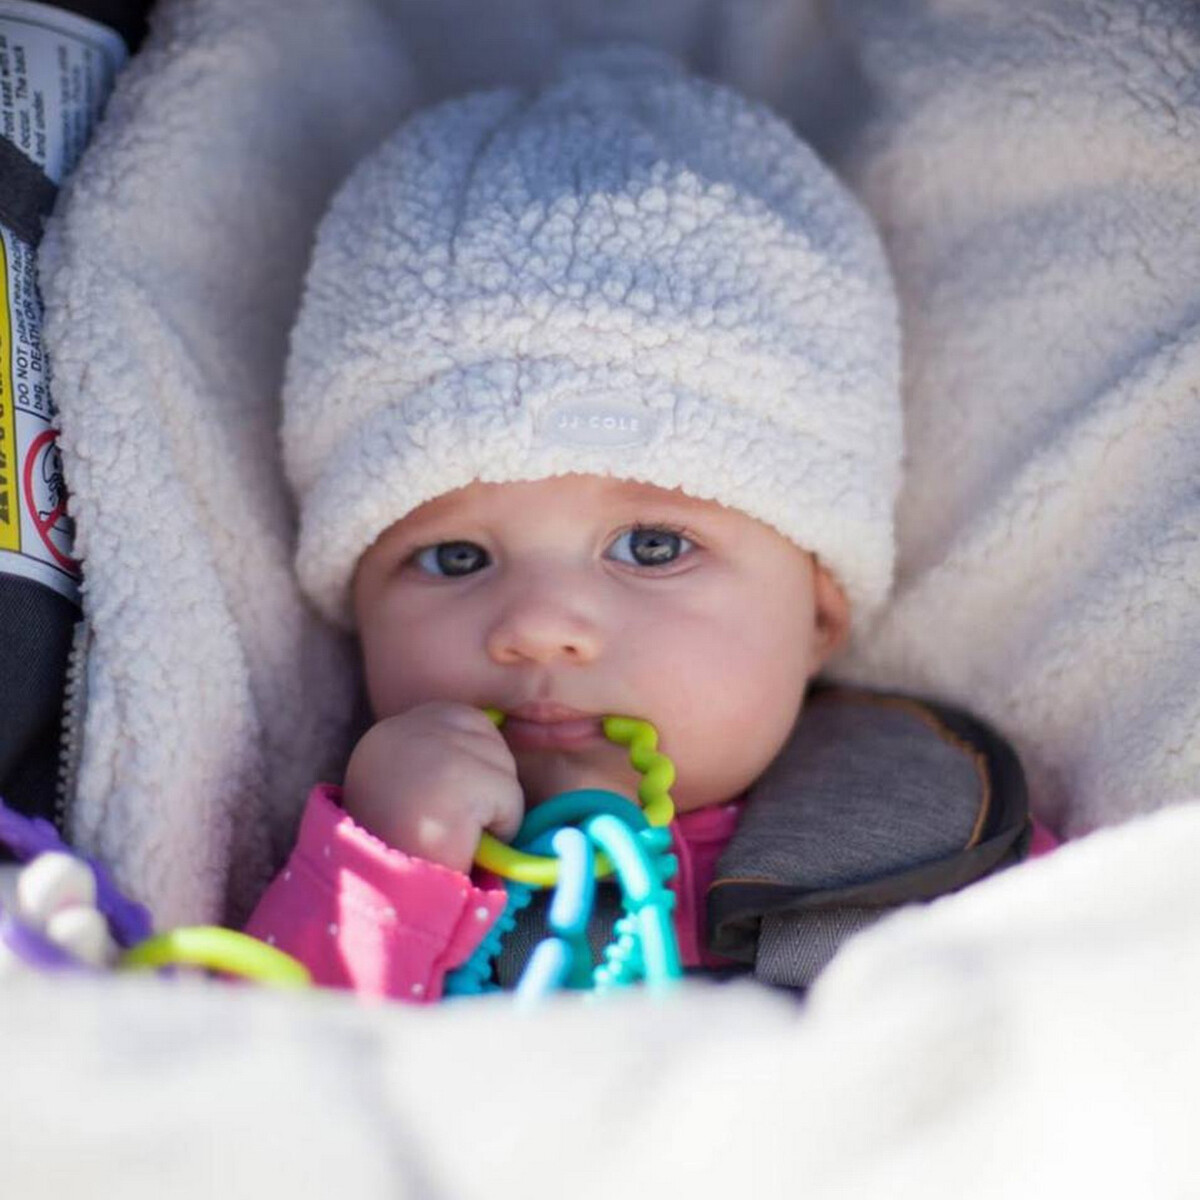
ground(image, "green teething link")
xmin=475 ymin=708 xmax=676 ymax=885
xmin=120 ymin=926 xmax=312 ymax=989
xmin=600 ymin=716 xmax=675 ymax=828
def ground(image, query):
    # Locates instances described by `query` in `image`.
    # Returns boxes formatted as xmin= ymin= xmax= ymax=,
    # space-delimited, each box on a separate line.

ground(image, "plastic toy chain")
xmin=0 ymin=800 xmax=311 ymax=989
xmin=120 ymin=927 xmax=311 ymax=988
xmin=474 ymin=709 xmax=677 ymax=885
xmin=446 ymin=711 xmax=683 ymax=1000
xmin=124 ymin=709 xmax=683 ymax=993
xmin=518 ymin=794 xmax=681 ymax=999
xmin=2 ymin=707 xmax=683 ymax=999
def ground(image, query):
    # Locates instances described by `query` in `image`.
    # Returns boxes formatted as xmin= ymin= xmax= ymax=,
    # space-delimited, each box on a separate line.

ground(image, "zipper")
xmin=54 ymin=615 xmax=90 ymax=836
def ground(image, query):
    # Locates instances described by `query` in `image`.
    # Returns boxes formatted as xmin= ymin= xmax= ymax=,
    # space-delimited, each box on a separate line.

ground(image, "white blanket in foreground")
xmin=4 ymin=801 xmax=1198 ymax=1199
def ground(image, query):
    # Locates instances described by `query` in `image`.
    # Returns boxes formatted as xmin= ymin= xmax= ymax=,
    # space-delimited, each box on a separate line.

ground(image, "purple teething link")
xmin=0 ymin=912 xmax=92 ymax=971
xmin=0 ymin=799 xmax=153 ymax=947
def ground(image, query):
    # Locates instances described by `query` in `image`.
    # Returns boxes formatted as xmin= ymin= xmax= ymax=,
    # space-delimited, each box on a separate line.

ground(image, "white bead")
xmin=16 ymin=853 xmax=96 ymax=923
xmin=474 ymin=906 xmax=490 ymax=921
xmin=45 ymin=907 xmax=115 ymax=967
xmin=411 ymin=983 xmax=425 ymax=997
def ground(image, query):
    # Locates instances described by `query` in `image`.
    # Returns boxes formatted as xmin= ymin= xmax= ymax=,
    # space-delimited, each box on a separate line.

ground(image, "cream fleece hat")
xmin=283 ymin=44 xmax=901 ymax=630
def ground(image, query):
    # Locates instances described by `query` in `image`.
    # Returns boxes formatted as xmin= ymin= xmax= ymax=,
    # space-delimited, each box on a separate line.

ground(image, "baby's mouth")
xmin=500 ymin=704 xmax=606 ymax=752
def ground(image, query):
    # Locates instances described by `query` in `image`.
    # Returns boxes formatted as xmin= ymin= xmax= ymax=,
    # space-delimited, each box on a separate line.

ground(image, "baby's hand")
xmin=342 ymin=702 xmax=523 ymax=874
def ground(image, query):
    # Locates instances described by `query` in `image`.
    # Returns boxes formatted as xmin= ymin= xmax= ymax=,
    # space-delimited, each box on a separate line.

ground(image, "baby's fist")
xmin=343 ymin=702 xmax=523 ymax=874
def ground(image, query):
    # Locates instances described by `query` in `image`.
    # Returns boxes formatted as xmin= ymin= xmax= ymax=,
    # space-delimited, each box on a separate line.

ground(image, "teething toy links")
xmin=0 ymin=710 xmax=685 ymax=1002
xmin=0 ymin=801 xmax=310 ymax=989
xmin=447 ymin=710 xmax=684 ymax=1000
xmin=474 ymin=709 xmax=676 ymax=883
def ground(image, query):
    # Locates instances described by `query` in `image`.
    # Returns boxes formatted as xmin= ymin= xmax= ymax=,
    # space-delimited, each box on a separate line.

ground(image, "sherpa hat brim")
xmin=298 ymin=356 xmax=895 ymax=628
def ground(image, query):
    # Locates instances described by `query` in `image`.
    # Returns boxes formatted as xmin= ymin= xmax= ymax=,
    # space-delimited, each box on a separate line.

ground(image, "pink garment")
xmin=245 ymin=785 xmax=508 ymax=1002
xmin=1028 ymin=819 xmax=1059 ymax=857
xmin=669 ymin=800 xmax=743 ymax=969
xmin=247 ymin=785 xmax=1058 ymax=1002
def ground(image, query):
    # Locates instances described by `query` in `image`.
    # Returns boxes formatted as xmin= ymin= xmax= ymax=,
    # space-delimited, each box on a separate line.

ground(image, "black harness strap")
xmin=0 ymin=138 xmax=57 ymax=248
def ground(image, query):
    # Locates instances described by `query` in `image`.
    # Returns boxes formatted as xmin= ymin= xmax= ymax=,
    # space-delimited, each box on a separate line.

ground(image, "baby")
xmin=247 ymin=46 xmax=1039 ymax=999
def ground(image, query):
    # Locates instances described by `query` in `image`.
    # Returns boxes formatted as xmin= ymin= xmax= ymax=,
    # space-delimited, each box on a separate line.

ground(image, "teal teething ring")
xmin=447 ymin=712 xmax=683 ymax=1000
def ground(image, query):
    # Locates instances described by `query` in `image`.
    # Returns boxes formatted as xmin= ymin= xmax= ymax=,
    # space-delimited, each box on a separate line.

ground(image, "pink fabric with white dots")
xmin=244 ymin=785 xmax=508 ymax=1000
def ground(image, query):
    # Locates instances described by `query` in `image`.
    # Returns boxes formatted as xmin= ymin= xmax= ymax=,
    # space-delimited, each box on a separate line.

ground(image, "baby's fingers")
xmin=475 ymin=766 xmax=525 ymax=845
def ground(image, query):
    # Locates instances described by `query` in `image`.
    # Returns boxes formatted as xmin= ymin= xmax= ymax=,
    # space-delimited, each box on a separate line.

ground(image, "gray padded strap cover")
xmin=708 ymin=688 xmax=1028 ymax=986
xmin=720 ymin=691 xmax=989 ymax=892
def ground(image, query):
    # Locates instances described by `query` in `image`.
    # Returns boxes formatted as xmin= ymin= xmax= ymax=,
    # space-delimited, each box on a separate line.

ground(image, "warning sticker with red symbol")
xmin=0 ymin=225 xmax=80 ymax=604
xmin=0 ymin=4 xmax=125 ymax=606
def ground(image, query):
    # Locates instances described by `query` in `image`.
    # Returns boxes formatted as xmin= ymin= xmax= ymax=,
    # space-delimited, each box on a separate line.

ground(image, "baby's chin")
xmin=516 ymin=751 xmax=746 ymax=817
xmin=516 ymin=751 xmax=642 ymax=810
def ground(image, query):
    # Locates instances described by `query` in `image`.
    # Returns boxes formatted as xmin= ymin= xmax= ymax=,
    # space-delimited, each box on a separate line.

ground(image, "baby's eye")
xmin=413 ymin=541 xmax=491 ymax=577
xmin=607 ymin=526 xmax=694 ymax=568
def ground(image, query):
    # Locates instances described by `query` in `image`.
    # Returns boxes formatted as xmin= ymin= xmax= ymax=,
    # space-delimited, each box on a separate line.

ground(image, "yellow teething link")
xmin=120 ymin=927 xmax=312 ymax=989
xmin=601 ymin=716 xmax=676 ymax=827
xmin=474 ymin=832 xmax=585 ymax=886
xmin=475 ymin=708 xmax=675 ymax=883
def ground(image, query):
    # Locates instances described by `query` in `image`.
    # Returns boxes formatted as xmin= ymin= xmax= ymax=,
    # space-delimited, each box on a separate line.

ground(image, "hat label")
xmin=537 ymin=400 xmax=658 ymax=449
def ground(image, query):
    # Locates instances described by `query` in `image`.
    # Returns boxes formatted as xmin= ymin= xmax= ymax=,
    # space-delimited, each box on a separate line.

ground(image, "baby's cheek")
xmin=661 ymin=653 xmax=807 ymax=809
xmin=361 ymin=637 xmax=472 ymax=719
xmin=675 ymin=726 xmax=789 ymax=809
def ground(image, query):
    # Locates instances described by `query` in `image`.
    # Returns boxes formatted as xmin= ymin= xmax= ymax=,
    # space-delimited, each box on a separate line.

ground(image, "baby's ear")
xmin=810 ymin=561 xmax=850 ymax=673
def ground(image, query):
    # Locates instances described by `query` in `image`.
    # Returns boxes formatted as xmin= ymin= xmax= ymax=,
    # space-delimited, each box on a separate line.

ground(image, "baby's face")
xmin=353 ymin=474 xmax=847 ymax=812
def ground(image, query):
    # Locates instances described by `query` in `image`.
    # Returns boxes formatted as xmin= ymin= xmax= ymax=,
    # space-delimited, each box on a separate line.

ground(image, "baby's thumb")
xmin=483 ymin=778 xmax=525 ymax=845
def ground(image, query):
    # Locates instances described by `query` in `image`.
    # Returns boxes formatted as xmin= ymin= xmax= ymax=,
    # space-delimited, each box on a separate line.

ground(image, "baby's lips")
xmin=501 ymin=713 xmax=606 ymax=751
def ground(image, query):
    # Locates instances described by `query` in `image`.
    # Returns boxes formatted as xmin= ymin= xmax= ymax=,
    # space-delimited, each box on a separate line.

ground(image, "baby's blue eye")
xmin=415 ymin=541 xmax=490 ymax=577
xmin=607 ymin=527 xmax=692 ymax=568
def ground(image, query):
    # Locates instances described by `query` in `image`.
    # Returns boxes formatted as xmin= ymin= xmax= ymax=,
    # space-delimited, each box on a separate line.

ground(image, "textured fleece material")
xmin=830 ymin=0 xmax=1200 ymax=841
xmin=283 ymin=44 xmax=900 ymax=630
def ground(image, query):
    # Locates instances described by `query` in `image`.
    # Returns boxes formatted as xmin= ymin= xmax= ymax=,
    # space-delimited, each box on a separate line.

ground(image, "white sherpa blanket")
xmin=5 ymin=803 xmax=1200 ymax=1196
xmin=10 ymin=0 xmax=1199 ymax=1192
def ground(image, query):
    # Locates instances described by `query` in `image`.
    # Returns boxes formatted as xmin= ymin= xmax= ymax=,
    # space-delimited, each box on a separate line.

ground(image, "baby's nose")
xmin=485 ymin=586 xmax=602 ymax=666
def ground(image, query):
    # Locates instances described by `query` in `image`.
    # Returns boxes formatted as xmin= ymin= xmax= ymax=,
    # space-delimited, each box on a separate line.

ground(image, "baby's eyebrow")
xmin=610 ymin=496 xmax=723 ymax=525
xmin=389 ymin=497 xmax=480 ymax=537
xmin=369 ymin=516 xmax=469 ymax=562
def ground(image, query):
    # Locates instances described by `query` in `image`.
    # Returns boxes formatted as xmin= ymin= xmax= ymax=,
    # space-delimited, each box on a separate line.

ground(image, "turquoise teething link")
xmin=515 ymin=788 xmax=649 ymax=848
xmin=446 ymin=713 xmax=682 ymax=1001
xmin=515 ymin=939 xmax=572 ymax=1003
xmin=585 ymin=813 xmax=681 ymax=990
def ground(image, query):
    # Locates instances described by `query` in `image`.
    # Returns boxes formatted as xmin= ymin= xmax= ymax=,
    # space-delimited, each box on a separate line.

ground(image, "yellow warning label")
xmin=0 ymin=234 xmax=18 ymax=553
